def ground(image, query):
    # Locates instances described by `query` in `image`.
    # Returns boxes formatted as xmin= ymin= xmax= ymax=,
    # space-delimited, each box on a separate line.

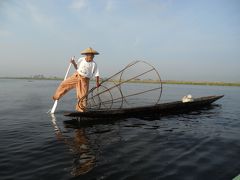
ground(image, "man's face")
xmin=85 ymin=54 xmax=94 ymax=61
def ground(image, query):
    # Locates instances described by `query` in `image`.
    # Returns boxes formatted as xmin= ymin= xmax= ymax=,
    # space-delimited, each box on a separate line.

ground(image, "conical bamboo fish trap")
xmin=78 ymin=61 xmax=163 ymax=110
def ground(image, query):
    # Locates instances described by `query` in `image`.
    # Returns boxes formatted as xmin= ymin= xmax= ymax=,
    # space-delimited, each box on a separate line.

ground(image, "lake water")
xmin=0 ymin=79 xmax=240 ymax=180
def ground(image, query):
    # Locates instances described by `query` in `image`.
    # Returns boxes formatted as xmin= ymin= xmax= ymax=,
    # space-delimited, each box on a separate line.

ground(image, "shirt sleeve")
xmin=94 ymin=63 xmax=100 ymax=77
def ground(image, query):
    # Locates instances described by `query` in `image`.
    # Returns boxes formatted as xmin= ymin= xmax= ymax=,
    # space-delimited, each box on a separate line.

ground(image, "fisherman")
xmin=52 ymin=47 xmax=100 ymax=112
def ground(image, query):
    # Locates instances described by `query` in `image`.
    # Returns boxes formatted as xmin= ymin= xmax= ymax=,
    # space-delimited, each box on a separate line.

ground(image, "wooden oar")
xmin=49 ymin=62 xmax=72 ymax=114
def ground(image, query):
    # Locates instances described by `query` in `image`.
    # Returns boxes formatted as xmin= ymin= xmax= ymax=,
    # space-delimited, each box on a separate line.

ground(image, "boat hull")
xmin=64 ymin=95 xmax=224 ymax=118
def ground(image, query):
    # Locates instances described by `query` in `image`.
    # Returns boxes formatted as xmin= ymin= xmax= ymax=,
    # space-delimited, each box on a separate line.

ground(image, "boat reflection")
xmin=50 ymin=114 xmax=95 ymax=176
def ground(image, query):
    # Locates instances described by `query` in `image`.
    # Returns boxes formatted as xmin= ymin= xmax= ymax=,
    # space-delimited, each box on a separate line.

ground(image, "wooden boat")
xmin=64 ymin=95 xmax=224 ymax=118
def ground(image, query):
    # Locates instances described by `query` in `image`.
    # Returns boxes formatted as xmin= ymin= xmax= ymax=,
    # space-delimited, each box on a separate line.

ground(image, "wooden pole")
xmin=50 ymin=62 xmax=72 ymax=114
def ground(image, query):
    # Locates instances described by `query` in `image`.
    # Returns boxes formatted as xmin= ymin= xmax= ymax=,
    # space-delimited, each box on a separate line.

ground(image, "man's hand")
xmin=70 ymin=57 xmax=78 ymax=70
xmin=70 ymin=56 xmax=75 ymax=63
xmin=96 ymin=82 xmax=100 ymax=88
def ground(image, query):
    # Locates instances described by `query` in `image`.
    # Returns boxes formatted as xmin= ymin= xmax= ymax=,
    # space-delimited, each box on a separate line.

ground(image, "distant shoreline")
xmin=0 ymin=77 xmax=240 ymax=87
xmin=0 ymin=77 xmax=63 ymax=81
xmin=162 ymin=80 xmax=240 ymax=87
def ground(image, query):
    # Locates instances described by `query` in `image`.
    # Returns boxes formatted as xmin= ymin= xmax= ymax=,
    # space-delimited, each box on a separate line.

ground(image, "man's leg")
xmin=76 ymin=76 xmax=90 ymax=112
xmin=53 ymin=72 xmax=79 ymax=100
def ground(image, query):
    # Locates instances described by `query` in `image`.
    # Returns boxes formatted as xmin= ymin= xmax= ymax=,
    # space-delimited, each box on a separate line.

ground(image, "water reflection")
xmin=49 ymin=104 xmax=222 ymax=177
xmin=70 ymin=129 xmax=95 ymax=176
xmin=50 ymin=114 xmax=95 ymax=176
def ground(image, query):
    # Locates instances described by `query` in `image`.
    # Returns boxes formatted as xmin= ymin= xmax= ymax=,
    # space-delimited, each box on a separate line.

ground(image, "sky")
xmin=0 ymin=0 xmax=240 ymax=82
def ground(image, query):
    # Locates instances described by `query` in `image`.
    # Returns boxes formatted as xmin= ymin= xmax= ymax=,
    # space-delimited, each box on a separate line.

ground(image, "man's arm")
xmin=70 ymin=59 xmax=78 ymax=70
xmin=96 ymin=76 xmax=100 ymax=88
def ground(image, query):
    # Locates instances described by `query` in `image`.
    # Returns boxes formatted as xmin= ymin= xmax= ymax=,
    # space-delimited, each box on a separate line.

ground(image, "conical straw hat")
xmin=80 ymin=47 xmax=99 ymax=55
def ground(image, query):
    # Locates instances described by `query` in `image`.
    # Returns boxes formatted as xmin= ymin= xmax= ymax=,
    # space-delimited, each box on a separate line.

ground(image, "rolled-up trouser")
xmin=53 ymin=72 xmax=89 ymax=112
